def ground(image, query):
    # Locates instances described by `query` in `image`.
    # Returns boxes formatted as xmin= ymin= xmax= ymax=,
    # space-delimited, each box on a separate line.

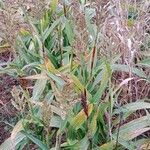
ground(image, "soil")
xmin=0 ymin=51 xmax=18 ymax=144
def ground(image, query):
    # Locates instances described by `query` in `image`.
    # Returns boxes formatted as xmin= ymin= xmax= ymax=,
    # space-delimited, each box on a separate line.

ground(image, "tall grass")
xmin=0 ymin=0 xmax=150 ymax=149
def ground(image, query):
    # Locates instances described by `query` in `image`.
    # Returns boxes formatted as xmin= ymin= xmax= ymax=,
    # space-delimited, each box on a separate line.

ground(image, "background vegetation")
xmin=0 ymin=0 xmax=150 ymax=149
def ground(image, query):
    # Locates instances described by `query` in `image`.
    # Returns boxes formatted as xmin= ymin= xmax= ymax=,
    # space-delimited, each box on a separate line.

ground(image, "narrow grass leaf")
xmin=22 ymin=131 xmax=48 ymax=150
xmin=0 ymin=133 xmax=26 ymax=150
xmin=138 ymin=58 xmax=150 ymax=67
xmin=114 ymin=101 xmax=150 ymax=114
xmin=91 ymin=67 xmax=109 ymax=103
xmin=70 ymin=104 xmax=93 ymax=130
xmin=43 ymin=19 xmax=60 ymax=41
xmin=69 ymin=74 xmax=85 ymax=91
xmin=11 ymin=120 xmax=23 ymax=140
xmin=114 ymin=116 xmax=150 ymax=141
xmin=47 ymin=72 xmax=65 ymax=86
xmin=51 ymin=0 xmax=58 ymax=12
xmin=79 ymin=136 xmax=90 ymax=150
xmin=65 ymin=20 xmax=74 ymax=45
xmin=22 ymin=74 xmax=49 ymax=80
xmin=32 ymin=78 xmax=47 ymax=101
xmin=44 ymin=56 xmax=59 ymax=73
xmin=119 ymin=128 xmax=150 ymax=141
xmin=99 ymin=141 xmax=115 ymax=150
xmin=89 ymin=110 xmax=98 ymax=136
xmin=112 ymin=64 xmax=147 ymax=78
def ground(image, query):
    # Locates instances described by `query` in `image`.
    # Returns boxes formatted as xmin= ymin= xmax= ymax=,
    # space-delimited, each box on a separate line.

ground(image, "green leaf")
xmin=45 ymin=51 xmax=59 ymax=68
xmin=138 ymin=58 xmax=150 ymax=67
xmin=0 ymin=0 xmax=4 ymax=8
xmin=0 ymin=133 xmax=26 ymax=150
xmin=112 ymin=64 xmax=147 ymax=78
xmin=65 ymin=20 xmax=74 ymax=45
xmin=43 ymin=18 xmax=60 ymax=41
xmin=92 ymin=71 xmax=103 ymax=90
xmin=11 ymin=120 xmax=23 ymax=140
xmin=79 ymin=136 xmax=90 ymax=150
xmin=70 ymin=104 xmax=93 ymax=130
xmin=89 ymin=110 xmax=98 ymax=136
xmin=91 ymin=65 xmax=110 ymax=103
xmin=51 ymin=0 xmax=58 ymax=12
xmin=47 ymin=72 xmax=65 ymax=86
xmin=114 ymin=101 xmax=150 ymax=114
xmin=50 ymin=116 xmax=62 ymax=128
xmin=119 ymin=127 xmax=150 ymax=141
xmin=17 ymin=36 xmax=31 ymax=64
xmin=32 ymin=78 xmax=47 ymax=101
xmin=114 ymin=116 xmax=150 ymax=141
xmin=22 ymin=131 xmax=48 ymax=150
xmin=69 ymin=74 xmax=85 ymax=92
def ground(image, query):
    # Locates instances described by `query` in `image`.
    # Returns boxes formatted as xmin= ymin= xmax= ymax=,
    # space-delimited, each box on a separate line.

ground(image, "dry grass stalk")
xmin=42 ymin=101 xmax=52 ymax=128
xmin=0 ymin=0 xmax=49 ymax=50
xmin=71 ymin=0 xmax=89 ymax=59
xmin=50 ymin=76 xmax=80 ymax=119
xmin=11 ymin=86 xmax=26 ymax=112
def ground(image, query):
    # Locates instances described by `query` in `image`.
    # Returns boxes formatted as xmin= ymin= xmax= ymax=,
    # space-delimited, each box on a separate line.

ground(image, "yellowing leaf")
xmin=70 ymin=104 xmax=93 ymax=130
xmin=58 ymin=62 xmax=79 ymax=73
xmin=89 ymin=110 xmax=98 ymax=136
xmin=69 ymin=74 xmax=84 ymax=92
xmin=44 ymin=56 xmax=59 ymax=73
xmin=0 ymin=43 xmax=10 ymax=48
xmin=0 ymin=43 xmax=10 ymax=53
xmin=99 ymin=141 xmax=115 ymax=150
xmin=11 ymin=120 xmax=23 ymax=140
xmin=19 ymin=28 xmax=30 ymax=36
xmin=127 ymin=19 xmax=134 ymax=27
xmin=51 ymin=0 xmax=58 ymax=12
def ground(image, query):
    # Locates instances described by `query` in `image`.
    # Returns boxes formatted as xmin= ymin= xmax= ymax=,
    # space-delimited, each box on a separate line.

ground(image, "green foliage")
xmin=0 ymin=1 xmax=150 ymax=150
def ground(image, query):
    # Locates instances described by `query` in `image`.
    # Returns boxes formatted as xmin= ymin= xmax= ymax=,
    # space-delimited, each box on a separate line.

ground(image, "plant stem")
xmin=115 ymin=109 xmax=123 ymax=149
xmin=46 ymin=127 xmax=50 ymax=149
xmin=55 ymin=132 xmax=62 ymax=150
xmin=58 ymin=25 xmax=63 ymax=66
xmin=70 ymin=48 xmax=73 ymax=72
xmin=90 ymin=44 xmax=96 ymax=76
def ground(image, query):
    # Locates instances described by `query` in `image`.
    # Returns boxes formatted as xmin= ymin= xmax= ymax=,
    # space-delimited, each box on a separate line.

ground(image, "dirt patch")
xmin=0 ymin=74 xmax=19 ymax=144
xmin=0 ymin=73 xmax=19 ymax=144
xmin=0 ymin=51 xmax=18 ymax=144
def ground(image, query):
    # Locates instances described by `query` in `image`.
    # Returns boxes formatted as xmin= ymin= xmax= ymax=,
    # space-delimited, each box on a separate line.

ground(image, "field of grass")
xmin=0 ymin=0 xmax=150 ymax=149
